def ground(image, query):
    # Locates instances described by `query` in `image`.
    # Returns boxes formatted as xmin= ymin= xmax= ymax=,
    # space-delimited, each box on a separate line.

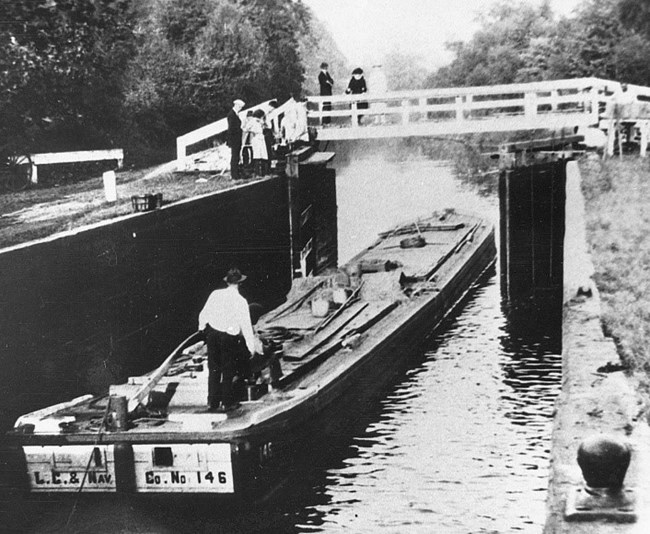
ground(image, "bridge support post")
xmin=606 ymin=121 xmax=617 ymax=157
xmin=524 ymin=91 xmax=537 ymax=120
xmin=351 ymin=103 xmax=360 ymax=128
xmin=401 ymin=100 xmax=410 ymax=126
xmin=455 ymin=96 xmax=465 ymax=122
xmin=640 ymin=121 xmax=649 ymax=157
xmin=550 ymin=90 xmax=559 ymax=112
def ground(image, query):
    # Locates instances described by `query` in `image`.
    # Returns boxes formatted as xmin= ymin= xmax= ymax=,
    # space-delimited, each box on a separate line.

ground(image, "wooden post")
xmin=550 ymin=89 xmax=559 ymax=112
xmin=401 ymin=99 xmax=410 ymax=126
xmin=590 ymin=87 xmax=600 ymax=124
xmin=31 ymin=163 xmax=38 ymax=185
xmin=176 ymin=137 xmax=186 ymax=163
xmin=351 ymin=101 xmax=360 ymax=128
xmin=640 ymin=121 xmax=649 ymax=157
xmin=455 ymin=96 xmax=465 ymax=122
xmin=465 ymin=95 xmax=473 ymax=121
xmin=606 ymin=122 xmax=616 ymax=157
xmin=524 ymin=91 xmax=537 ymax=120
xmin=617 ymin=120 xmax=624 ymax=159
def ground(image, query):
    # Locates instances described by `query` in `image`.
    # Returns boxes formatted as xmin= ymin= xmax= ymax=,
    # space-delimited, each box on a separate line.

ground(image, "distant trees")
xmin=0 ymin=0 xmax=136 ymax=153
xmin=428 ymin=1 xmax=556 ymax=87
xmin=298 ymin=15 xmax=349 ymax=97
xmin=426 ymin=0 xmax=650 ymax=89
xmin=382 ymin=49 xmax=428 ymax=91
xmin=0 ymin=0 xmax=340 ymax=166
xmin=121 ymin=0 xmax=314 ymax=163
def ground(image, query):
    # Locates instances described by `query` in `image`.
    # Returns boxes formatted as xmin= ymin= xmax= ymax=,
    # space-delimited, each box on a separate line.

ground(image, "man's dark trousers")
xmin=230 ymin=140 xmax=242 ymax=180
xmin=205 ymin=326 xmax=240 ymax=408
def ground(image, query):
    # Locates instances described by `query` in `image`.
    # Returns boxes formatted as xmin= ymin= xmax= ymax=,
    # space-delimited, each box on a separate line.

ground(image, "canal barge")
xmin=4 ymin=209 xmax=495 ymax=499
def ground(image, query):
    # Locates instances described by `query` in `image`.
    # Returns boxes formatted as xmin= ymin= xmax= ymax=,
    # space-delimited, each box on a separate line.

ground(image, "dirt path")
xmin=0 ymin=163 xmax=260 ymax=249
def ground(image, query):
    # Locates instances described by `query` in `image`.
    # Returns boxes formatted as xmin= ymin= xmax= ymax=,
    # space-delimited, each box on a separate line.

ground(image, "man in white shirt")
xmin=199 ymin=268 xmax=262 ymax=411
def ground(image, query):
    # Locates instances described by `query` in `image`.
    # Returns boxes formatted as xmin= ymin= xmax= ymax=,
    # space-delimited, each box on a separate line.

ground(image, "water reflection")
xmin=5 ymin=157 xmax=563 ymax=533
xmin=283 ymin=278 xmax=560 ymax=533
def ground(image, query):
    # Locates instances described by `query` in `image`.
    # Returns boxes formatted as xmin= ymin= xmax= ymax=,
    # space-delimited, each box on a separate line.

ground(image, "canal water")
xmin=10 ymin=151 xmax=562 ymax=533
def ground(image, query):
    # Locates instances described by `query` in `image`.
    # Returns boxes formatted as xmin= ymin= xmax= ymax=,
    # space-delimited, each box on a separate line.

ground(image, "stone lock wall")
xmin=0 ymin=178 xmax=292 ymax=431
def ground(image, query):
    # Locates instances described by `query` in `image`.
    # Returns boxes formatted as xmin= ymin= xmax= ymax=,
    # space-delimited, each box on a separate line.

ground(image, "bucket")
xmin=131 ymin=193 xmax=163 ymax=212
xmin=103 ymin=170 xmax=117 ymax=202
xmin=333 ymin=287 xmax=351 ymax=305
xmin=311 ymin=298 xmax=330 ymax=317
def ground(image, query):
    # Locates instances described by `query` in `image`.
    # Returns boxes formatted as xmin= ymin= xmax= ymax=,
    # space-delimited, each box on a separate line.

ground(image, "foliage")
xmin=122 ymin=0 xmax=316 ymax=162
xmin=0 ymin=0 xmax=136 ymax=153
xmin=427 ymin=1 xmax=556 ymax=87
xmin=581 ymin=156 xmax=650 ymax=372
xmin=298 ymin=12 xmax=349 ymax=96
xmin=619 ymin=0 xmax=650 ymax=39
xmin=426 ymin=0 xmax=650 ymax=88
xmin=382 ymin=49 xmax=428 ymax=91
xmin=1 ymin=0 xmax=342 ymax=166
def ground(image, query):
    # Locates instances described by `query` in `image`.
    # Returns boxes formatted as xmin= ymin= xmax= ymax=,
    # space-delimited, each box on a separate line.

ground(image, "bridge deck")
xmin=312 ymin=113 xmax=595 ymax=141
xmin=175 ymin=77 xmax=650 ymax=167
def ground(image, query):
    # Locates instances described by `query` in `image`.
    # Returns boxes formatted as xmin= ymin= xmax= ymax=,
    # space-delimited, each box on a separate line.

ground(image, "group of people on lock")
xmin=319 ymin=62 xmax=388 ymax=126
xmin=226 ymin=96 xmax=309 ymax=180
xmin=227 ymin=99 xmax=279 ymax=180
xmin=225 ymin=62 xmax=388 ymax=180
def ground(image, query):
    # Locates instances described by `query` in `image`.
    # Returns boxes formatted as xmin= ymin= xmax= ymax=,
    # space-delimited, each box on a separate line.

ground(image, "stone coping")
xmin=545 ymin=162 xmax=650 ymax=533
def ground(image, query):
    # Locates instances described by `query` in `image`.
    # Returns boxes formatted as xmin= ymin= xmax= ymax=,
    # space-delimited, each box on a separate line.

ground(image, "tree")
xmin=426 ymin=1 xmax=556 ymax=88
xmin=619 ymin=0 xmax=650 ymax=39
xmin=382 ymin=49 xmax=428 ymax=91
xmin=427 ymin=0 xmax=650 ymax=88
xmin=0 ymin=0 xmax=136 ymax=152
xmin=238 ymin=0 xmax=308 ymax=100
xmin=122 ymin=0 xmax=310 ymax=161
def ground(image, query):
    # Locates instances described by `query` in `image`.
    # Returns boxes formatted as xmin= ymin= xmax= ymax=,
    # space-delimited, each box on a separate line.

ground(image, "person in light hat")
xmin=198 ymin=267 xmax=262 ymax=411
xmin=227 ymin=99 xmax=246 ymax=180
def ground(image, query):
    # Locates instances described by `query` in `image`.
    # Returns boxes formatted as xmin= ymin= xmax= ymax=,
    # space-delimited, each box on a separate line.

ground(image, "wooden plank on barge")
xmin=278 ymin=301 xmax=399 ymax=386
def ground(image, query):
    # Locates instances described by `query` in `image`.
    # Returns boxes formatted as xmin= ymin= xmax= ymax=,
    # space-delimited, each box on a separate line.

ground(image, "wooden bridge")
xmin=176 ymin=77 xmax=650 ymax=169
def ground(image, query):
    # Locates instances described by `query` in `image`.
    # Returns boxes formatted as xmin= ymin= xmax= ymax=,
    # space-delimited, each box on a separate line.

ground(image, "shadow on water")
xmin=2 ymin=149 xmax=566 ymax=533
xmin=7 ymin=269 xmax=505 ymax=534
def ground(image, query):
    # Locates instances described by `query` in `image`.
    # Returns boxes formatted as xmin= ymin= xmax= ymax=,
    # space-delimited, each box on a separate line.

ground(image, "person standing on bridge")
xmin=345 ymin=68 xmax=368 ymax=125
xmin=199 ymin=268 xmax=262 ymax=412
xmin=227 ymin=99 xmax=245 ymax=180
xmin=318 ymin=62 xmax=334 ymax=125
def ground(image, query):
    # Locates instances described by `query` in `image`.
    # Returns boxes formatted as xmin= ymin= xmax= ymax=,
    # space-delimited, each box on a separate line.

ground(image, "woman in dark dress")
xmin=345 ymin=67 xmax=368 ymax=125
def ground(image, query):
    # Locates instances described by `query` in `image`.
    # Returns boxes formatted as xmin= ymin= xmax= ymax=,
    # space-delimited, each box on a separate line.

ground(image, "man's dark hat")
xmin=320 ymin=62 xmax=329 ymax=69
xmin=253 ymin=109 xmax=265 ymax=119
xmin=224 ymin=268 xmax=247 ymax=284
xmin=352 ymin=67 xmax=363 ymax=75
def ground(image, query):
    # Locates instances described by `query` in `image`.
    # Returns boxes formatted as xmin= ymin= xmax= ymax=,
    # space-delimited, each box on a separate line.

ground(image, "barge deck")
xmin=4 ymin=209 xmax=496 ymax=498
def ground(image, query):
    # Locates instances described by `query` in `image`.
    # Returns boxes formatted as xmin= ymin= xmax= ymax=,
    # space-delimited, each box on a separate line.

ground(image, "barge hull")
xmin=4 ymin=211 xmax=497 ymax=500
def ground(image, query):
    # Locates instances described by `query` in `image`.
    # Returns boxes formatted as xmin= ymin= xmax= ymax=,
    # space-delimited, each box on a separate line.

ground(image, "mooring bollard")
xmin=565 ymin=434 xmax=636 ymax=522
xmin=108 ymin=395 xmax=129 ymax=431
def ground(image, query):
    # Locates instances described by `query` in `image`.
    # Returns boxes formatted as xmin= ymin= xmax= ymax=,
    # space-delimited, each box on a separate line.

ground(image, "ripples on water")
xmin=284 ymin=279 xmax=562 ymax=534
xmin=13 ymin=158 xmax=563 ymax=533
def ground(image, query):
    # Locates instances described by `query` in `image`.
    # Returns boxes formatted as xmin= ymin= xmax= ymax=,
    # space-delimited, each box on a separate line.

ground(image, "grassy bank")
xmin=580 ymin=155 xmax=650 ymax=377
xmin=0 ymin=166 xmax=262 ymax=249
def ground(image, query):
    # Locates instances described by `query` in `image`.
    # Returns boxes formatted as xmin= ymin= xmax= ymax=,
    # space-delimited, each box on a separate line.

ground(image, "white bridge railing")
xmin=175 ymin=77 xmax=650 ymax=164
xmin=306 ymin=77 xmax=650 ymax=141
xmin=175 ymin=99 xmax=291 ymax=165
